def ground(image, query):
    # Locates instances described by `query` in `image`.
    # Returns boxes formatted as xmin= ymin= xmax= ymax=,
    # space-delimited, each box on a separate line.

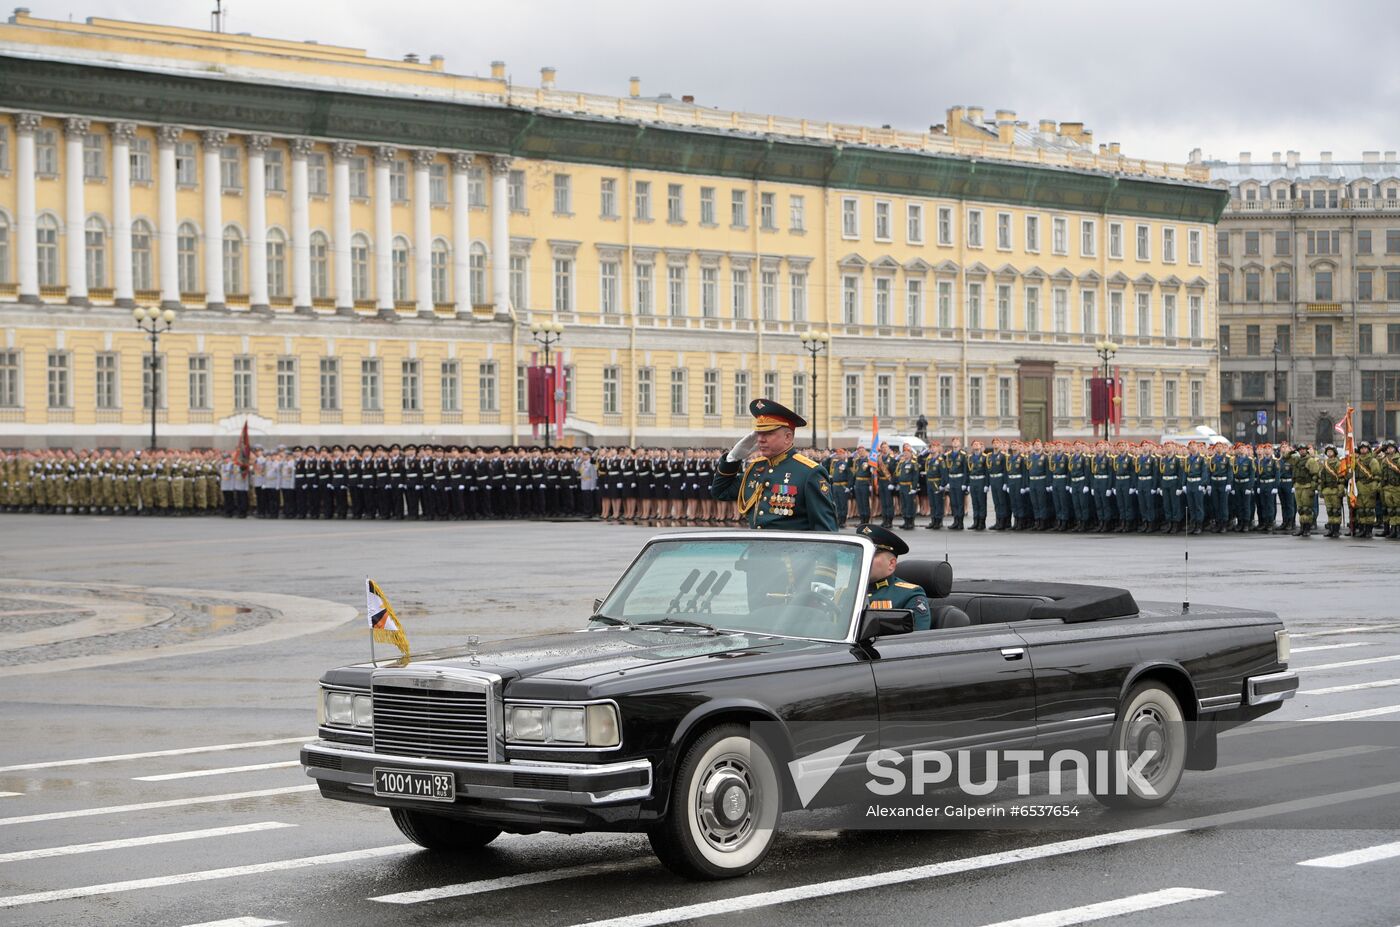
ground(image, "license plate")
xmin=373 ymin=767 xmax=456 ymax=802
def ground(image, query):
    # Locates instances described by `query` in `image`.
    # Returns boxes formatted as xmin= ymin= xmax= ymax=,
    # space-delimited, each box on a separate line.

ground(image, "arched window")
xmin=266 ymin=228 xmax=287 ymax=298
xmin=309 ymin=231 xmax=329 ymax=299
xmin=177 ymin=222 xmax=199 ymax=293
xmin=85 ymin=217 xmax=107 ymax=289
xmin=0 ymin=212 xmax=11 ymax=285
xmin=430 ymin=239 xmax=449 ymax=304
xmin=391 ymin=236 xmax=410 ymax=302
xmin=223 ymin=225 xmax=244 ymax=295
xmin=36 ymin=214 xmax=60 ymax=287
xmin=469 ymin=241 xmax=487 ymax=306
xmin=350 ymin=233 xmax=370 ymax=301
xmin=131 ymin=219 xmax=153 ymax=291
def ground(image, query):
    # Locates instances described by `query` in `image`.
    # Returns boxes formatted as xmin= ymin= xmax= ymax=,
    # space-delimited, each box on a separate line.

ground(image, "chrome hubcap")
xmin=1124 ymin=705 xmax=1171 ymax=784
xmin=696 ymin=755 xmax=757 ymax=851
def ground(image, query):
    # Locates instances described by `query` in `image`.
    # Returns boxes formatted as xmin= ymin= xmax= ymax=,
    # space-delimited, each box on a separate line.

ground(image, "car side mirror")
xmin=857 ymin=608 xmax=913 ymax=642
xmin=593 ymin=598 xmax=604 ymax=613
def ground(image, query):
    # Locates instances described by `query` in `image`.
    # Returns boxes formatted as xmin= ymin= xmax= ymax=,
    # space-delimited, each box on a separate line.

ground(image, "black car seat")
xmin=893 ymin=560 xmax=968 ymax=629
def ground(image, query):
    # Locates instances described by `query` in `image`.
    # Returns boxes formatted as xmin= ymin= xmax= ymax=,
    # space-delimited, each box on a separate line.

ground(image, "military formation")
xmin=4 ymin=437 xmax=1399 ymax=539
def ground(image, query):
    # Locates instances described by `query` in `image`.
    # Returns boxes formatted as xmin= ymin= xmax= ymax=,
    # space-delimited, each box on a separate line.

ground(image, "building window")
xmin=308 ymin=154 xmax=328 ymax=195
xmin=553 ymin=173 xmax=572 ymax=215
xmin=351 ymin=234 xmax=371 ymax=301
xmin=665 ymin=183 xmax=684 ymax=224
xmin=667 ymin=264 xmax=687 ymax=317
xmin=263 ymin=148 xmax=284 ymax=192
xmin=1387 ymin=270 xmax=1400 ymax=301
xmin=699 ymin=187 xmax=716 ymax=226
xmin=907 ymin=203 xmax=923 ymax=243
xmin=998 ymin=377 xmax=1012 ymax=417
xmin=1358 ymin=271 xmax=1373 ymax=302
xmin=507 ymin=170 xmax=527 ymax=211
xmin=968 ymin=376 xmax=983 ymax=418
xmin=875 ymin=277 xmax=893 ymax=326
xmin=431 ymin=241 xmax=449 ymax=304
xmin=1274 ymin=270 xmax=1291 ymax=302
xmin=553 ymin=257 xmax=573 ymax=312
xmin=1136 ymin=379 xmax=1152 ymax=419
xmin=967 ymin=209 xmax=983 ymax=248
xmin=433 ymin=360 xmax=457 ymax=413
xmin=874 ymin=200 xmax=892 ymax=241
xmin=1314 ymin=370 xmax=1332 ymax=399
xmin=790 ymin=194 xmax=806 ymax=232
xmin=1275 ymin=324 xmax=1291 ymax=354
xmin=1217 ymin=270 xmax=1229 ymax=304
xmin=1246 ymin=325 xmax=1261 ymax=356
xmin=1053 ymin=287 xmax=1068 ymax=333
xmin=319 ymin=357 xmax=340 ymax=411
xmin=350 ymin=156 xmax=370 ymax=198
xmin=1024 ymin=214 xmax=1039 ymax=253
xmin=790 ymin=272 xmax=807 ymax=322
xmin=731 ymin=266 xmax=750 ymax=319
xmin=937 ymin=280 xmax=953 ymax=328
xmin=1135 ymin=224 xmax=1150 ymax=261
xmin=997 ymin=212 xmax=1013 ymax=250
xmin=46 ymin=351 xmax=71 ymax=409
xmin=1357 ymin=229 xmax=1373 ymax=255
xmin=1219 ymin=325 xmax=1230 ymax=355
xmin=733 ymin=370 xmax=749 ymax=417
xmin=468 ymin=242 xmax=487 ymax=305
xmin=1109 ymin=290 xmax=1124 ymax=336
xmin=84 ymin=217 xmax=107 ymax=288
xmin=1081 ymin=219 xmax=1096 ymax=257
xmin=130 ymin=137 xmax=151 ymax=182
xmin=516 ymin=363 xmax=527 ymax=415
xmin=220 ymin=144 xmax=240 ymax=190
xmin=1274 ymin=230 xmax=1290 ymax=256
xmin=1163 ymin=293 xmax=1177 ymax=338
xmin=634 ymin=181 xmax=651 ymax=221
xmin=233 ymin=355 xmax=255 ymax=411
xmin=793 ymin=373 xmax=808 ymax=417
xmin=700 ymin=266 xmax=719 ymax=318
xmin=175 ymin=140 xmax=196 ymax=185
xmin=276 ymin=357 xmax=298 ymax=411
xmin=701 ymin=369 xmax=719 ymax=416
xmin=400 ymin=359 xmax=421 ymax=412
xmin=967 ymin=281 xmax=983 ymax=329
xmin=391 ymin=237 xmax=410 ymax=302
xmin=875 ymin=374 xmax=892 ymax=417
xmin=761 ymin=270 xmax=778 ymax=321
xmin=1306 ymin=231 xmax=1340 ymax=255
xmin=94 ymin=352 xmax=118 ymax=409
xmin=759 ymin=192 xmax=776 ymax=230
xmin=0 ymin=350 xmax=17 ymax=408
xmin=127 ymin=219 xmax=151 ymax=291
xmin=844 ymin=374 xmax=861 ymax=418
xmin=1388 ymin=229 xmax=1400 ymax=254
xmin=1188 ymin=228 xmax=1201 ymax=264
xmin=634 ymin=261 xmax=654 ymax=315
xmin=356 ymin=358 xmax=382 ymax=412
xmin=939 ymin=375 xmax=954 ymax=418
xmin=1387 ymin=323 xmax=1400 ymax=354
xmin=1314 ymin=270 xmax=1333 ymax=301
xmin=1162 ymin=227 xmax=1177 ymax=263
xmin=222 ymin=226 xmax=244 ymax=294
xmin=477 ymin=361 xmax=496 ymax=412
xmin=1164 ymin=380 xmax=1178 ymax=418
xmin=1108 ymin=221 xmax=1123 ymax=259
xmin=600 ymin=260 xmax=620 ymax=315
xmin=36 ymin=214 xmax=59 ymax=287
xmin=1360 ymin=323 xmax=1374 ymax=355
xmin=509 ymin=254 xmax=527 ymax=311
xmin=188 ymin=355 xmax=210 ymax=410
xmin=842 ymin=198 xmax=859 ymax=238
xmin=993 ymin=283 xmax=1012 ymax=330
xmin=1315 ymin=323 xmax=1333 ymax=356
xmin=670 ymin=368 xmax=688 ymax=415
xmin=428 ymin=163 xmax=447 ymax=205
xmin=1052 ymin=216 xmax=1067 ymax=254
xmin=177 ymin=222 xmax=198 ymax=293
xmin=1081 ymin=290 xmax=1096 ymax=334
xmin=1190 ymin=380 xmax=1203 ymax=419
xmin=1025 ymin=285 xmax=1041 ymax=332
xmin=1244 ymin=230 xmax=1260 ymax=256
xmin=83 ymin=133 xmax=105 ymax=179
xmin=598 ymin=177 xmax=617 ymax=218
xmin=266 ymin=228 xmax=287 ymax=298
xmin=842 ymin=274 xmax=861 ymax=324
xmin=1244 ymin=271 xmax=1260 ymax=302
xmin=637 ymin=366 xmax=654 ymax=415
xmin=764 ymin=370 xmax=782 ymax=403
xmin=730 ymin=190 xmax=748 ymax=229
xmin=1189 ymin=294 xmax=1203 ymax=339
xmin=938 ymin=206 xmax=954 ymax=246
xmin=907 ymin=278 xmax=924 ymax=328
xmin=602 ymin=366 xmax=620 ymax=415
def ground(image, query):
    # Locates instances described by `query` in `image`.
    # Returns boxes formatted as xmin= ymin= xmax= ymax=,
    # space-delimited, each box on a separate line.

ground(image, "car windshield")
xmin=599 ymin=537 xmax=865 ymax=641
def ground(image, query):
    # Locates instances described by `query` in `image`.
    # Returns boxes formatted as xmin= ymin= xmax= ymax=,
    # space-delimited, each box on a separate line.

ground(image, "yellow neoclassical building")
xmin=0 ymin=11 xmax=1227 ymax=448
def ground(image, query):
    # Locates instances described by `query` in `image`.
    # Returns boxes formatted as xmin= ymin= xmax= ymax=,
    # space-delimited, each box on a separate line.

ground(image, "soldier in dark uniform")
xmin=1158 ymin=442 xmax=1185 ymax=533
xmin=1025 ymin=439 xmax=1050 ymax=530
xmin=1254 ymin=442 xmax=1280 ymax=532
xmin=1231 ymin=443 xmax=1256 ymax=532
xmin=711 ymin=399 xmax=838 ymax=532
xmin=943 ymin=438 xmax=968 ymax=530
xmin=1069 ymin=440 xmax=1092 ymax=531
xmin=923 ymin=440 xmax=945 ymax=530
xmin=827 ymin=447 xmax=851 ymax=529
xmin=876 ymin=442 xmax=896 ymax=529
xmin=852 ymin=445 xmax=874 ymax=526
xmin=1184 ymin=441 xmax=1207 ymax=534
xmin=1047 ymin=440 xmax=1071 ymax=532
xmin=1135 ymin=441 xmax=1159 ymax=532
xmin=967 ymin=440 xmax=990 ymax=530
xmin=1206 ymin=443 xmax=1232 ymax=532
xmin=1278 ymin=442 xmax=1297 ymax=533
xmin=1112 ymin=441 xmax=1138 ymax=532
xmin=987 ymin=439 xmax=1011 ymax=530
xmin=895 ymin=444 xmax=920 ymax=530
xmin=858 ymin=525 xmax=932 ymax=631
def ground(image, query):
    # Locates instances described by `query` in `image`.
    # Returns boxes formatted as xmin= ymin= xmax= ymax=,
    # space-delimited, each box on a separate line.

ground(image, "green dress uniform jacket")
xmin=712 ymin=449 xmax=839 ymax=531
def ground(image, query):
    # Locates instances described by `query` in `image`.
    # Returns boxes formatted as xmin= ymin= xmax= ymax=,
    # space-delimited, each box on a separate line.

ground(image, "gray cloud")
xmin=25 ymin=0 xmax=1400 ymax=163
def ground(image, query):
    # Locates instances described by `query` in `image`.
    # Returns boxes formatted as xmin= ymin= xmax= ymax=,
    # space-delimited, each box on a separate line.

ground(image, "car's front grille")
xmin=371 ymin=683 xmax=491 ymax=763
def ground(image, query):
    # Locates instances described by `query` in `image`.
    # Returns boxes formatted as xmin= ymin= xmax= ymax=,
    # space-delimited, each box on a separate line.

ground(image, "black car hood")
xmin=392 ymin=626 xmax=839 ymax=685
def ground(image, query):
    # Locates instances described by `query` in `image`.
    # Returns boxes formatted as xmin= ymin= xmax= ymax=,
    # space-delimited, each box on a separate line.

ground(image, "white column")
xmin=490 ymin=155 xmax=512 ymax=318
xmin=331 ymin=141 xmax=355 ymax=314
xmin=156 ymin=125 xmax=181 ymax=308
xmin=290 ymin=138 xmax=314 ymax=313
xmin=412 ymin=149 xmax=435 ymax=317
xmin=373 ymin=145 xmax=397 ymax=316
xmin=450 ymin=153 xmax=473 ymax=317
xmin=64 ymin=117 xmax=90 ymax=305
xmin=15 ymin=113 xmax=40 ymax=304
xmin=201 ymin=129 xmax=228 ymax=309
xmin=111 ymin=122 xmax=136 ymax=307
xmin=246 ymin=135 xmax=270 ymax=311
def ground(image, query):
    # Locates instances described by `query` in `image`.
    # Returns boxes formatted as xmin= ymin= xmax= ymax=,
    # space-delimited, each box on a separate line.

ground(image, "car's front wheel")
xmin=390 ymin=807 xmax=502 ymax=851
xmin=649 ymin=722 xmax=782 ymax=880
xmin=1093 ymin=681 xmax=1187 ymax=809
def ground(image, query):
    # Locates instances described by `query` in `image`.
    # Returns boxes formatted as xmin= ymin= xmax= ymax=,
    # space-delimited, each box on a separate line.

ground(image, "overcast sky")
xmin=20 ymin=0 xmax=1400 ymax=164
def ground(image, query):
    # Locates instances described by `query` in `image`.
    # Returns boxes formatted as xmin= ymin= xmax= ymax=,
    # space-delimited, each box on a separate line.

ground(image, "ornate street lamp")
xmin=800 ymin=330 xmax=830 ymax=449
xmin=1094 ymin=339 xmax=1119 ymax=442
xmin=133 ymin=306 xmax=176 ymax=450
xmin=529 ymin=320 xmax=565 ymax=448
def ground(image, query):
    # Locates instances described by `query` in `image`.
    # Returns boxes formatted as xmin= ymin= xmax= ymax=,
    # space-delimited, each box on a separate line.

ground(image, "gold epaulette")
xmin=792 ymin=453 xmax=819 ymax=469
xmin=893 ymin=581 xmax=920 ymax=589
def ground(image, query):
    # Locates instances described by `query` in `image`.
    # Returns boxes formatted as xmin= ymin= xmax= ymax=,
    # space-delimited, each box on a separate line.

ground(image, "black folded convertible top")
xmin=951 ymin=580 xmax=1139 ymax=623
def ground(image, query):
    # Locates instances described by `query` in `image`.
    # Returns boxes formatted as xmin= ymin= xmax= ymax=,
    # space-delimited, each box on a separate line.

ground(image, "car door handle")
xmin=1000 ymin=647 xmax=1025 ymax=660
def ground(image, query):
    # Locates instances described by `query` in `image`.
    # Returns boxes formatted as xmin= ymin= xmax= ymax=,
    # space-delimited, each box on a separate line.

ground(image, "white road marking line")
xmin=561 ymin=781 xmax=1400 ymax=927
xmin=1302 ymin=677 xmax=1400 ymax=695
xmin=0 ymin=737 xmax=311 ymax=773
xmin=1296 ymin=654 xmax=1400 ymax=673
xmin=1292 ymin=642 xmax=1371 ymax=654
xmin=1224 ymin=702 xmax=1400 ymax=737
xmin=1292 ymin=625 xmax=1400 ymax=638
xmin=0 ymin=785 xmax=316 ymax=827
xmin=179 ymin=920 xmax=286 ymax=927
xmin=372 ymin=858 xmax=651 ymax=904
xmin=1304 ymin=705 xmax=1400 ymax=723
xmin=134 ymin=761 xmax=302 ymax=782
xmin=1206 ymin=745 xmax=1393 ymax=776
xmin=1298 ymin=840 xmax=1400 ymax=869
xmin=0 ymin=792 xmax=21 ymax=798
xmin=0 ymin=843 xmax=415 ymax=908
xmin=0 ymin=822 xmax=295 ymax=863
xmin=971 ymin=887 xmax=1223 ymax=927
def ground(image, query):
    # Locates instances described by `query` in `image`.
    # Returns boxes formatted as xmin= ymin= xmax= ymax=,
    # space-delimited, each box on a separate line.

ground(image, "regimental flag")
xmin=1339 ymin=406 xmax=1358 ymax=509
xmin=869 ymin=414 xmax=881 ymax=489
xmin=234 ymin=420 xmax=253 ymax=477
xmin=366 ymin=578 xmax=410 ymax=658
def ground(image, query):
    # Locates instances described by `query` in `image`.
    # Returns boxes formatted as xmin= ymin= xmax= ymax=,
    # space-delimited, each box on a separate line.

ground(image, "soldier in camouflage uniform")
xmin=1288 ymin=445 xmax=1318 ymax=538
xmin=1318 ymin=445 xmax=1345 ymax=538
xmin=1353 ymin=441 xmax=1383 ymax=539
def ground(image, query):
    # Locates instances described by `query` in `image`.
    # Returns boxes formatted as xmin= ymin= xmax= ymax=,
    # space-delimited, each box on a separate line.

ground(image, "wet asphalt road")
xmin=2 ymin=514 xmax=1399 ymax=927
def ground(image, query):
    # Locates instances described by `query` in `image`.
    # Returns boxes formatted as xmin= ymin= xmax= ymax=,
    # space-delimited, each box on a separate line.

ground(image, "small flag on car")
xmin=366 ymin=578 xmax=410 ymax=659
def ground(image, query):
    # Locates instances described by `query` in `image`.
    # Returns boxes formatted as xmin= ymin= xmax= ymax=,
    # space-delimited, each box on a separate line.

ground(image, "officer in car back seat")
xmin=858 ymin=525 xmax=931 ymax=631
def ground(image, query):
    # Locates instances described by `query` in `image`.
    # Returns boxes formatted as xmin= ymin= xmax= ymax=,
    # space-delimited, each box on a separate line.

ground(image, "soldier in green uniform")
xmin=826 ymin=447 xmax=852 ymax=529
xmin=858 ymin=525 xmax=932 ymax=631
xmin=1289 ymin=445 xmax=1318 ymax=537
xmin=711 ymin=399 xmax=838 ymax=532
xmin=1353 ymin=442 xmax=1383 ymax=538
xmin=1380 ymin=442 xmax=1400 ymax=539
xmin=895 ymin=444 xmax=921 ymax=530
xmin=852 ymin=445 xmax=874 ymax=525
xmin=923 ymin=440 xmax=945 ymax=530
xmin=1318 ymin=445 xmax=1345 ymax=538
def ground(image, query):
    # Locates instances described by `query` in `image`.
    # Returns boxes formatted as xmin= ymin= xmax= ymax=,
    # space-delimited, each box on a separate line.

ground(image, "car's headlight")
xmin=322 ymin=689 xmax=372 ymax=729
xmin=505 ymin=702 xmax=620 ymax=747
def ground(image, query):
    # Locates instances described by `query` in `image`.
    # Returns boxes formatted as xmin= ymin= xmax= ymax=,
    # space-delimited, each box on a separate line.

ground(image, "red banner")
xmin=1089 ymin=376 xmax=1121 ymax=426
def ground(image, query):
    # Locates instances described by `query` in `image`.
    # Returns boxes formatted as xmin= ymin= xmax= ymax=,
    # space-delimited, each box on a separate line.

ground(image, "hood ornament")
xmin=467 ymin=635 xmax=481 ymax=665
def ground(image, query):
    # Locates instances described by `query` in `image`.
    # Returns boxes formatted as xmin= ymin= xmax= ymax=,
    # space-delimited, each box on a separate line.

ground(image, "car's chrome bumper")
xmin=1246 ymin=670 xmax=1299 ymax=706
xmin=301 ymin=741 xmax=652 ymax=806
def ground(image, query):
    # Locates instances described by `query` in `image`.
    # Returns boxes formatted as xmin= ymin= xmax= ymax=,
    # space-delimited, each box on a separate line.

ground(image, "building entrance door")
xmin=1018 ymin=361 xmax=1055 ymax=442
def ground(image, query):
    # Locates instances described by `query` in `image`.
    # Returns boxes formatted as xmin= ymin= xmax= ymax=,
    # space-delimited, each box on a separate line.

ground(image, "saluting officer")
xmin=711 ymin=399 xmax=838 ymax=531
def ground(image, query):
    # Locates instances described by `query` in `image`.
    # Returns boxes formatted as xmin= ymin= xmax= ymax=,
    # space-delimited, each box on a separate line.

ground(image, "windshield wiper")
xmin=640 ymin=617 xmax=717 ymax=631
xmin=588 ymin=613 xmax=631 ymax=627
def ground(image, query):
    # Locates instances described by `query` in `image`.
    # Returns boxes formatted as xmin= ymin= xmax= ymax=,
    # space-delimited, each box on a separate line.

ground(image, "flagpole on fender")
xmin=366 ymin=578 xmax=376 ymax=668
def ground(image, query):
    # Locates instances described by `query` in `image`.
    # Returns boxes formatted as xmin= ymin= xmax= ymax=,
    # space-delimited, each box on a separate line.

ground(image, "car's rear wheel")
xmin=649 ymin=723 xmax=782 ymax=880
xmin=1093 ymin=681 xmax=1187 ymax=809
xmin=390 ymin=807 xmax=502 ymax=851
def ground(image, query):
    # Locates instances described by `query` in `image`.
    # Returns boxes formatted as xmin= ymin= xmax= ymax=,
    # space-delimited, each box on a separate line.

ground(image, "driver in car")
xmin=858 ymin=525 xmax=932 ymax=631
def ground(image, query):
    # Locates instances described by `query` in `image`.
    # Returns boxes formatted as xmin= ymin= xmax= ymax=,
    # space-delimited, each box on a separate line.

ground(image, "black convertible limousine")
xmin=302 ymin=531 xmax=1297 ymax=879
